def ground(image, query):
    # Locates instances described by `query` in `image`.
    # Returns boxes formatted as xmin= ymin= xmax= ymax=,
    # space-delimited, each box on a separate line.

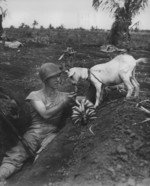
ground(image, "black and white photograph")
xmin=0 ymin=0 xmax=150 ymax=185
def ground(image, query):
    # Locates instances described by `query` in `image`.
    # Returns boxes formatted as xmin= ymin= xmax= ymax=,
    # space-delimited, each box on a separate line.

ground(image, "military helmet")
xmin=39 ymin=63 xmax=61 ymax=82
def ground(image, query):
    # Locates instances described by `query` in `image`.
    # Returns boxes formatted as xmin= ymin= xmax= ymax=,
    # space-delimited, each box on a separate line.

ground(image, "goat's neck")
xmin=80 ymin=68 xmax=89 ymax=80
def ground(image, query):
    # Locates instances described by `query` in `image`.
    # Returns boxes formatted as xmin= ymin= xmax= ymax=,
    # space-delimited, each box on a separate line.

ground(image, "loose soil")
xmin=0 ymin=43 xmax=150 ymax=186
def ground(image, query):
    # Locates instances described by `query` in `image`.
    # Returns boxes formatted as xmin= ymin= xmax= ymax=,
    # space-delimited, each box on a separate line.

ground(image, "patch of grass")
xmin=4 ymin=28 xmax=150 ymax=51
xmin=130 ymin=31 xmax=150 ymax=51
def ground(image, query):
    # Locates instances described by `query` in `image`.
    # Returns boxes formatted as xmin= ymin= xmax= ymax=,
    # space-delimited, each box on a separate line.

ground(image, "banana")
xmin=88 ymin=114 xmax=96 ymax=118
xmin=86 ymin=101 xmax=93 ymax=107
xmin=88 ymin=108 xmax=95 ymax=112
xmin=72 ymin=111 xmax=80 ymax=114
xmin=71 ymin=98 xmax=97 ymax=126
xmin=87 ymin=105 xmax=95 ymax=109
xmin=85 ymin=108 xmax=90 ymax=115
xmin=72 ymin=106 xmax=78 ymax=109
xmin=89 ymin=113 xmax=96 ymax=117
xmin=72 ymin=109 xmax=80 ymax=113
xmin=72 ymin=110 xmax=80 ymax=115
xmin=71 ymin=117 xmax=79 ymax=121
xmin=89 ymin=114 xmax=96 ymax=118
xmin=72 ymin=113 xmax=79 ymax=117
xmin=74 ymin=118 xmax=81 ymax=125
xmin=72 ymin=114 xmax=80 ymax=118
xmin=85 ymin=99 xmax=89 ymax=104
xmin=75 ymin=99 xmax=80 ymax=106
xmin=88 ymin=110 xmax=96 ymax=116
xmin=72 ymin=116 xmax=80 ymax=120
xmin=72 ymin=106 xmax=80 ymax=110
xmin=89 ymin=116 xmax=97 ymax=120
xmin=79 ymin=104 xmax=84 ymax=112
xmin=88 ymin=109 xmax=95 ymax=113
xmin=72 ymin=115 xmax=80 ymax=119
xmin=90 ymin=108 xmax=95 ymax=111
xmin=73 ymin=106 xmax=82 ymax=113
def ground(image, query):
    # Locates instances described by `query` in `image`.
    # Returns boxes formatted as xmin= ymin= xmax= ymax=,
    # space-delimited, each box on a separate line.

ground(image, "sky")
xmin=1 ymin=0 xmax=150 ymax=30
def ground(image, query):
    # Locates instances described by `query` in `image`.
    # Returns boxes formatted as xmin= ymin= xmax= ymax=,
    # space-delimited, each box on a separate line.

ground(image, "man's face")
xmin=46 ymin=74 xmax=61 ymax=89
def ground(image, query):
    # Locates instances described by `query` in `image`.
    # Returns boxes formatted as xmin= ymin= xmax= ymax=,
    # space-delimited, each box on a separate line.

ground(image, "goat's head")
xmin=65 ymin=68 xmax=80 ymax=84
xmin=65 ymin=68 xmax=81 ymax=93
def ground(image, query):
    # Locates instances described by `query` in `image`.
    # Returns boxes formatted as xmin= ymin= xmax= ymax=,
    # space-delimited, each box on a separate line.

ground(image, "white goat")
xmin=66 ymin=54 xmax=147 ymax=108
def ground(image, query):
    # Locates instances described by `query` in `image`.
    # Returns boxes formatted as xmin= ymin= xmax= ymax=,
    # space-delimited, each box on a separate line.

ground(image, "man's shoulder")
xmin=26 ymin=90 xmax=43 ymax=101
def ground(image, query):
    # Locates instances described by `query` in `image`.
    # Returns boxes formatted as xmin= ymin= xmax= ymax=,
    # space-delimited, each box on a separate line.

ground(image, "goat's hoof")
xmin=125 ymin=96 xmax=138 ymax=102
xmin=134 ymin=95 xmax=139 ymax=99
xmin=94 ymin=105 xmax=98 ymax=109
xmin=125 ymin=96 xmax=133 ymax=100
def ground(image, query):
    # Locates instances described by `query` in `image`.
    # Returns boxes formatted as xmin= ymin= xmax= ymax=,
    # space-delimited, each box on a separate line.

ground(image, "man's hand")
xmin=63 ymin=92 xmax=77 ymax=107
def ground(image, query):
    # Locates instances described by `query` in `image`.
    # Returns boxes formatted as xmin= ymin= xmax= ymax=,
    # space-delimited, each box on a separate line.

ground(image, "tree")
xmin=48 ymin=24 xmax=54 ymax=30
xmin=19 ymin=23 xmax=26 ymax=29
xmin=40 ymin=25 xmax=45 ymax=30
xmin=0 ymin=0 xmax=7 ymax=38
xmin=92 ymin=0 xmax=148 ymax=48
xmin=56 ymin=24 xmax=65 ymax=30
xmin=32 ymin=20 xmax=38 ymax=29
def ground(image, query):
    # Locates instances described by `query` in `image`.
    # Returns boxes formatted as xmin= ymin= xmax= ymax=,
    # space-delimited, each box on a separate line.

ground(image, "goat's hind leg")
xmin=122 ymin=77 xmax=134 ymax=99
xmin=130 ymin=77 xmax=140 ymax=97
xmin=131 ymin=69 xmax=140 ymax=97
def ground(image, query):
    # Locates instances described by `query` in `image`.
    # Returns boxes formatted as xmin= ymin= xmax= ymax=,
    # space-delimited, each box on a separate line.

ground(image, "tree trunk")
xmin=108 ymin=7 xmax=131 ymax=50
xmin=0 ymin=14 xmax=3 ymax=38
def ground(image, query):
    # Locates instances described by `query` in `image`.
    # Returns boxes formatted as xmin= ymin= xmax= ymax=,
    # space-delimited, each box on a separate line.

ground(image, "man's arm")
xmin=30 ymin=92 xmax=76 ymax=119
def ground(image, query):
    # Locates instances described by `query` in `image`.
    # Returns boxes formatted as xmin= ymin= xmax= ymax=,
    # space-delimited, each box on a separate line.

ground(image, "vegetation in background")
xmin=92 ymin=0 xmax=148 ymax=49
xmin=3 ymin=25 xmax=150 ymax=51
xmin=0 ymin=0 xmax=7 ymax=37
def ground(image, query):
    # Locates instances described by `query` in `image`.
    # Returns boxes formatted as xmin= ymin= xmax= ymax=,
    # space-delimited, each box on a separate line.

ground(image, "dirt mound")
xmin=66 ymin=98 xmax=150 ymax=184
xmin=6 ymin=91 xmax=150 ymax=186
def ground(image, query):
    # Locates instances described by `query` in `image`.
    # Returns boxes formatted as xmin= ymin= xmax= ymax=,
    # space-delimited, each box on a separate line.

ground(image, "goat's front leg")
xmin=74 ymin=84 xmax=78 ymax=93
xmin=94 ymin=83 xmax=103 ymax=108
xmin=99 ymin=84 xmax=105 ymax=102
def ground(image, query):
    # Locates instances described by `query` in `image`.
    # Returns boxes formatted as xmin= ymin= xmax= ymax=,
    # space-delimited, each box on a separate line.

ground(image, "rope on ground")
xmin=133 ymin=99 xmax=150 ymax=125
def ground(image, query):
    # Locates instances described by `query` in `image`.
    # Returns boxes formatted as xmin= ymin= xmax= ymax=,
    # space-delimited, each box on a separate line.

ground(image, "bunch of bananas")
xmin=71 ymin=98 xmax=96 ymax=126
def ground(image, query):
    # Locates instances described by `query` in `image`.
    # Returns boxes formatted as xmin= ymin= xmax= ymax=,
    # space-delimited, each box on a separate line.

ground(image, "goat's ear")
xmin=65 ymin=70 xmax=69 ymax=73
xmin=68 ymin=71 xmax=75 ymax=77
xmin=65 ymin=70 xmax=69 ymax=75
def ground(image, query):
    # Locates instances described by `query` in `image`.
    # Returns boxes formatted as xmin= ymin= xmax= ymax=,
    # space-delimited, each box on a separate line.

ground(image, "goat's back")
xmin=90 ymin=54 xmax=137 ymax=85
xmin=91 ymin=54 xmax=136 ymax=71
